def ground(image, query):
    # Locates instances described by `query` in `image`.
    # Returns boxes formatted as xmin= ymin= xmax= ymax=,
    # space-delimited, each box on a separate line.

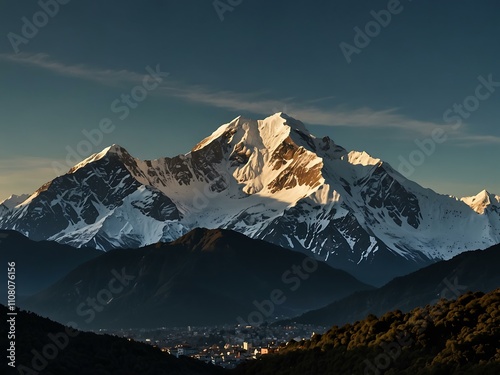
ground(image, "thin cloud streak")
xmin=1 ymin=53 xmax=498 ymax=143
xmin=160 ymin=85 xmax=457 ymax=135
xmin=0 ymin=52 xmax=145 ymax=86
xmin=454 ymin=134 xmax=500 ymax=147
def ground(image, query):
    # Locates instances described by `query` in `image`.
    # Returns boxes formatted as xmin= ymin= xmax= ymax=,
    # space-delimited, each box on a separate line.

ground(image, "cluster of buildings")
xmin=110 ymin=323 xmax=326 ymax=369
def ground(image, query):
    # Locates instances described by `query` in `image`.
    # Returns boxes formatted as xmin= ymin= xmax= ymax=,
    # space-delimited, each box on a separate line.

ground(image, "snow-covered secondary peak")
xmin=0 ymin=194 xmax=30 ymax=216
xmin=2 ymin=113 xmax=500 ymax=285
xmin=103 ymin=144 xmax=128 ymax=155
xmin=461 ymin=190 xmax=500 ymax=214
xmin=347 ymin=151 xmax=382 ymax=167
xmin=68 ymin=144 xmax=131 ymax=174
xmin=0 ymin=194 xmax=30 ymax=210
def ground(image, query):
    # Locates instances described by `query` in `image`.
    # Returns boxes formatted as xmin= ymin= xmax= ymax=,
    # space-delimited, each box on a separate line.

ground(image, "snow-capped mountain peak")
xmin=68 ymin=144 xmax=130 ymax=174
xmin=347 ymin=151 xmax=382 ymax=167
xmin=193 ymin=113 xmax=309 ymax=152
xmin=0 ymin=194 xmax=30 ymax=217
xmin=0 ymin=194 xmax=30 ymax=210
xmin=1 ymin=113 xmax=499 ymax=285
xmin=461 ymin=190 xmax=500 ymax=214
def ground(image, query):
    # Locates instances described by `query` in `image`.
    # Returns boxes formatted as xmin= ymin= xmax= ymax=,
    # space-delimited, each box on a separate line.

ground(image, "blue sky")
xmin=0 ymin=0 xmax=499 ymax=201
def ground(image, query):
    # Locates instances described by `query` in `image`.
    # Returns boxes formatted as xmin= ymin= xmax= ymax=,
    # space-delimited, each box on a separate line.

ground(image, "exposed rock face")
xmin=1 ymin=113 xmax=499 ymax=284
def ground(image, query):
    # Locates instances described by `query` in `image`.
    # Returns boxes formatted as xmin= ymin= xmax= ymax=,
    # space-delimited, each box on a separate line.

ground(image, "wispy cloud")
xmin=1 ymin=52 xmax=498 ymax=143
xmin=0 ymin=52 xmax=145 ymax=86
xmin=453 ymin=134 xmax=500 ymax=147
xmin=163 ymin=84 xmax=459 ymax=134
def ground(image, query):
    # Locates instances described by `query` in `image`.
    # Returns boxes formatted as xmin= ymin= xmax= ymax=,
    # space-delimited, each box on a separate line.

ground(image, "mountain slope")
xmin=0 ymin=305 xmax=225 ymax=375
xmin=284 ymin=243 xmax=500 ymax=327
xmin=0 ymin=230 xmax=102 ymax=300
xmin=0 ymin=146 xmax=182 ymax=249
xmin=0 ymin=194 xmax=29 ymax=216
xmin=461 ymin=190 xmax=500 ymax=214
xmin=1 ymin=113 xmax=499 ymax=285
xmin=232 ymin=289 xmax=500 ymax=375
xmin=22 ymin=228 xmax=372 ymax=329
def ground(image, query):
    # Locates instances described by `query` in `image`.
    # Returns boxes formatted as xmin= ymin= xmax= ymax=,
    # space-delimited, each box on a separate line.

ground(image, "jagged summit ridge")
xmin=461 ymin=190 xmax=500 ymax=214
xmin=0 ymin=194 xmax=30 ymax=209
xmin=1 ymin=113 xmax=499 ymax=284
xmin=68 ymin=144 xmax=131 ymax=174
xmin=193 ymin=113 xmax=310 ymax=151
